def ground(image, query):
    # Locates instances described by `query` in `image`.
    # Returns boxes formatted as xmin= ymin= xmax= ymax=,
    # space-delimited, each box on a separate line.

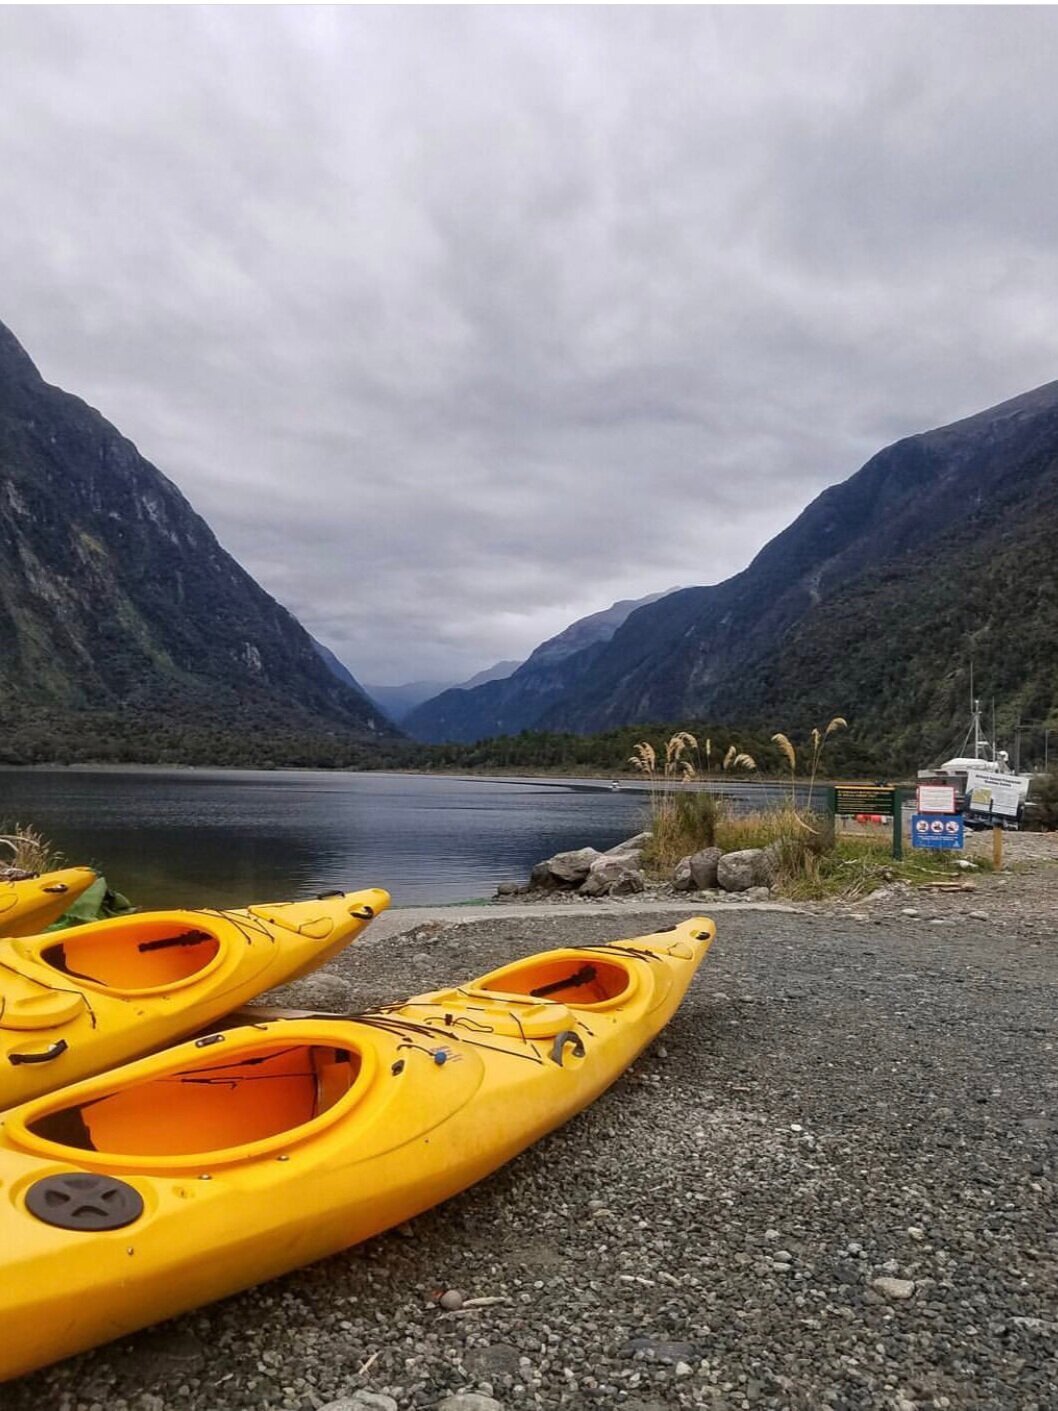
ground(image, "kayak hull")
xmin=0 ymin=915 xmax=713 ymax=1379
xmin=0 ymin=887 xmax=389 ymax=1108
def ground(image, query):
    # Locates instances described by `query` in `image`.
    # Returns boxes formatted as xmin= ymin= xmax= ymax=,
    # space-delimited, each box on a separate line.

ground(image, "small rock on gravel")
xmin=266 ymin=970 xmax=352 ymax=1010
xmin=872 ymin=1276 xmax=916 ymax=1300
xmin=320 ymin=1396 xmax=399 ymax=1411
xmin=438 ymin=1287 xmax=466 ymax=1310
xmin=622 ymin=1336 xmax=698 ymax=1364
xmin=436 ymin=1395 xmax=506 ymax=1411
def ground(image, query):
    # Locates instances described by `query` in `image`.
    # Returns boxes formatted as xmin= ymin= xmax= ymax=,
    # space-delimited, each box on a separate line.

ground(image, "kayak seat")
xmin=39 ymin=925 xmax=221 ymax=991
xmin=28 ymin=1044 xmax=362 ymax=1158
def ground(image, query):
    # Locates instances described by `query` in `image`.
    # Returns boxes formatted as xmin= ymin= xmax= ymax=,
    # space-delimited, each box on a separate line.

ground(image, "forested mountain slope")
xmin=0 ymin=319 xmax=393 ymax=764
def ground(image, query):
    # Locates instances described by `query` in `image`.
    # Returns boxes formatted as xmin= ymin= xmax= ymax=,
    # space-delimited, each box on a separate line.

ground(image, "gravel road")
xmin=4 ymin=848 xmax=1057 ymax=1411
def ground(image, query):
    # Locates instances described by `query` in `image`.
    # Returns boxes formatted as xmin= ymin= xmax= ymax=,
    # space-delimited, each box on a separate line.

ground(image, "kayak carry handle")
xmin=9 ymin=1038 xmax=69 ymax=1066
xmin=549 ymin=1030 xmax=586 ymax=1067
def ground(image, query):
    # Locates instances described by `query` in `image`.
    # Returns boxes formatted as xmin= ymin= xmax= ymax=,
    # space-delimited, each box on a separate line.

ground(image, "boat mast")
xmin=970 ymin=659 xmax=984 ymax=760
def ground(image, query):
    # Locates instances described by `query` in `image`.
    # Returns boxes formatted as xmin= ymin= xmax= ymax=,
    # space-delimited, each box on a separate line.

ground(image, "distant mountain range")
xmin=403 ymin=590 xmax=676 ymax=742
xmin=365 ymin=660 xmax=522 ymax=724
xmin=404 ymin=384 xmax=1058 ymax=761
xmin=0 ymin=319 xmax=393 ymax=763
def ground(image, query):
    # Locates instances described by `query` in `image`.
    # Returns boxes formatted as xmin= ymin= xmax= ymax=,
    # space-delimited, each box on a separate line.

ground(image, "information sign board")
xmin=834 ymin=786 xmax=895 ymax=818
xmin=917 ymin=784 xmax=956 ymax=814
xmin=964 ymin=769 xmax=1025 ymax=820
xmin=911 ymin=813 xmax=964 ymax=850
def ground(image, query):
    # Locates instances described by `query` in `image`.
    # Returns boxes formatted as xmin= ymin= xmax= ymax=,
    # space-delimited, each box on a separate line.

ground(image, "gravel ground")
xmin=4 ymin=843 xmax=1057 ymax=1411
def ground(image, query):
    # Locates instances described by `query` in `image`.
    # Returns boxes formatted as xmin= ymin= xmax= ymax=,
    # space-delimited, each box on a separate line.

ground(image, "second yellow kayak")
xmin=0 ymin=867 xmax=98 ymax=937
xmin=0 ymin=887 xmax=389 ymax=1108
xmin=0 ymin=914 xmax=712 ymax=1379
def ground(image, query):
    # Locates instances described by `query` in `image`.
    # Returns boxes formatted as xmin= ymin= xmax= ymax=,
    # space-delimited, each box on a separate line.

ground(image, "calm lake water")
xmin=0 ymin=768 xmax=652 ymax=908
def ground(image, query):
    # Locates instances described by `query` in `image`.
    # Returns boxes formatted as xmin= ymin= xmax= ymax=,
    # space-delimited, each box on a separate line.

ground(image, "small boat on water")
xmin=0 ymin=868 xmax=98 ymax=938
xmin=0 ymin=888 xmax=389 ymax=1108
xmin=0 ymin=915 xmax=714 ymax=1379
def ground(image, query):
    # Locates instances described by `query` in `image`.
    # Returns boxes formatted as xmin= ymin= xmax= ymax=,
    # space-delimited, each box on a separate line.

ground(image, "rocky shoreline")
xmin=5 ymin=840 xmax=1057 ymax=1411
xmin=497 ymin=832 xmax=776 ymax=903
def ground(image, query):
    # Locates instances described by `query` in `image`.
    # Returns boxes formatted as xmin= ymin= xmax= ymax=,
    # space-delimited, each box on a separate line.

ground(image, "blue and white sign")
xmin=911 ymin=813 xmax=964 ymax=850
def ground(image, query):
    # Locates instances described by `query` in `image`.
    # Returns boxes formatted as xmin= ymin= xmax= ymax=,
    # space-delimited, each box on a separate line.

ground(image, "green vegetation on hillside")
xmin=0 ymin=708 xmax=888 ymax=775
xmin=727 ymin=476 xmax=1058 ymax=769
xmin=414 ymin=720 xmax=882 ymax=778
xmin=0 ymin=319 xmax=389 ymax=750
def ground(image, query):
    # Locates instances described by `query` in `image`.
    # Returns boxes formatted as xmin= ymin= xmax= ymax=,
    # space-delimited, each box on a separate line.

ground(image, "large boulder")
xmin=529 ymin=846 xmax=601 ymax=890
xmin=529 ymin=860 xmax=558 ymax=891
xmin=673 ymin=856 xmax=694 ymax=892
xmin=548 ymin=846 xmax=602 ymax=884
xmin=604 ymin=831 xmax=653 ymax=857
xmin=580 ymin=853 xmax=646 ymax=897
xmin=689 ymin=846 xmax=722 ymax=890
xmin=717 ymin=848 xmax=769 ymax=893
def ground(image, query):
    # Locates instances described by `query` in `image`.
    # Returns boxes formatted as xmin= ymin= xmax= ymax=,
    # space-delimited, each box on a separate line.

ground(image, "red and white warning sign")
xmin=917 ymin=784 xmax=956 ymax=814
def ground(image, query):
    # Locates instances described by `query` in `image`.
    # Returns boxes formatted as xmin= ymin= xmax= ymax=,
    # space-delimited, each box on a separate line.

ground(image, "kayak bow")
xmin=0 ymin=868 xmax=98 ymax=938
xmin=0 ymin=887 xmax=389 ymax=1109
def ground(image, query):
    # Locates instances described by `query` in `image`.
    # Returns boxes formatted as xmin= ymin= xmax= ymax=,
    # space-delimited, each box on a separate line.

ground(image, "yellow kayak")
xmin=0 ymin=887 xmax=389 ymax=1110
xmin=0 ymin=867 xmax=98 ymax=937
xmin=0 ymin=915 xmax=713 ymax=1380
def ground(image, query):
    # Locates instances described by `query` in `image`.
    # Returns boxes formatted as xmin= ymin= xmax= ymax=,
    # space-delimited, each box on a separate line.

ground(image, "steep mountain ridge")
xmin=534 ymin=379 xmax=1058 ymax=746
xmin=0 ymin=318 xmax=391 ymax=761
xmin=407 ymin=380 xmax=1058 ymax=752
xmin=403 ymin=590 xmax=677 ymax=742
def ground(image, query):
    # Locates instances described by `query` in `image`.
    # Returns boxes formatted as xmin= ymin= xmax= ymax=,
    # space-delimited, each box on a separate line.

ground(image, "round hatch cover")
xmin=26 ymin=1171 xmax=144 ymax=1231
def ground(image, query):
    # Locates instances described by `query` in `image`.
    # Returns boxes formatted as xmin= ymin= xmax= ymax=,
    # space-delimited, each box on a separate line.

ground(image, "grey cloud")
xmin=1 ymin=7 xmax=1057 ymax=682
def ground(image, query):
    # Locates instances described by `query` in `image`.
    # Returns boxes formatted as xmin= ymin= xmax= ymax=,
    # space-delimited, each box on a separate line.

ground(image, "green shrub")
xmin=644 ymin=790 xmax=720 ymax=871
xmin=1027 ymin=768 xmax=1058 ymax=830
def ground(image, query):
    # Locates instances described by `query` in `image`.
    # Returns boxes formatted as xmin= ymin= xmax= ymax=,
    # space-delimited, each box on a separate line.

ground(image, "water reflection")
xmin=0 ymin=768 xmax=650 ymax=908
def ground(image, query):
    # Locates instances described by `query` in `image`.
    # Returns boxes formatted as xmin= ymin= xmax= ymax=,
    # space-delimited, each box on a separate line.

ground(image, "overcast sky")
xmin=2 ymin=7 xmax=1058 ymax=684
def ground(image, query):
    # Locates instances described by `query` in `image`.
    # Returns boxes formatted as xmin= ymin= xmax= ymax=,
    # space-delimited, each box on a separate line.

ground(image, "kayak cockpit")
xmin=25 ymin=1043 xmax=363 ymax=1158
xmin=38 ymin=921 xmax=222 ymax=992
xmin=473 ymin=953 xmax=636 ymax=1010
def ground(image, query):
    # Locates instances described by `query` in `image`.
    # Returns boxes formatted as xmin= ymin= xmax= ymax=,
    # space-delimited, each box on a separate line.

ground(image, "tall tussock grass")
xmin=630 ymin=730 xmax=757 ymax=872
xmin=649 ymin=790 xmax=721 ymax=870
xmin=0 ymin=823 xmax=63 ymax=878
xmin=629 ymin=714 xmax=853 ymax=890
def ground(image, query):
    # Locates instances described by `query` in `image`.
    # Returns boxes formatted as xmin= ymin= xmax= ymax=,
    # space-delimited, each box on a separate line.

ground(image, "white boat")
xmin=918 ymin=697 xmax=1031 ymax=829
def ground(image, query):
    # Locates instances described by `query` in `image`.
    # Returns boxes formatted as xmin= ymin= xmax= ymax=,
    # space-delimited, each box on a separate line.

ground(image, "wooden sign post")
xmin=993 ymin=824 xmax=1004 ymax=870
